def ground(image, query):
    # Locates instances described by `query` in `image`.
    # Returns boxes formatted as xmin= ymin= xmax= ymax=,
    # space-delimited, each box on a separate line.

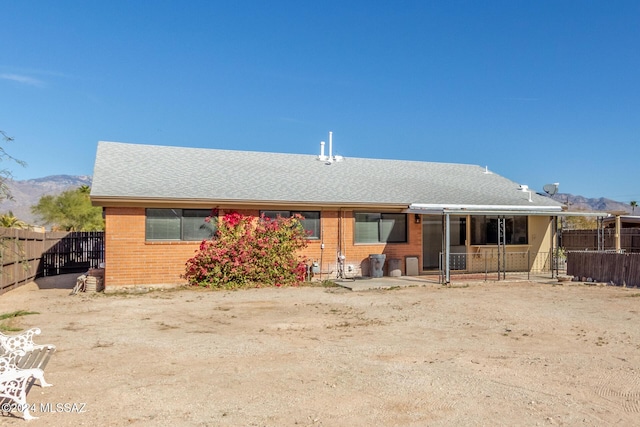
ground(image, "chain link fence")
xmin=439 ymin=250 xmax=566 ymax=282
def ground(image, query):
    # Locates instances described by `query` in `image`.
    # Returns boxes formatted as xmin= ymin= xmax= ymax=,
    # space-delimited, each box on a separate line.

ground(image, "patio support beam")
xmin=445 ymin=213 xmax=451 ymax=284
xmin=616 ymin=215 xmax=621 ymax=253
xmin=551 ymin=216 xmax=557 ymax=278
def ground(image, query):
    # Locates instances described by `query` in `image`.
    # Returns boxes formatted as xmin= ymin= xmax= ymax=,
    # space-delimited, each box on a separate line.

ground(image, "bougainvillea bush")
xmin=184 ymin=212 xmax=309 ymax=289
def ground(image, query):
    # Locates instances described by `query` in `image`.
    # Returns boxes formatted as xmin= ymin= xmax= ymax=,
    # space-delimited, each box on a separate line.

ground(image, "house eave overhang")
xmin=90 ymin=196 xmax=409 ymax=211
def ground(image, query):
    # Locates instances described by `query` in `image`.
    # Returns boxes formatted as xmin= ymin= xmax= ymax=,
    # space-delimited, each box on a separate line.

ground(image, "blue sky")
xmin=1 ymin=1 xmax=638 ymax=201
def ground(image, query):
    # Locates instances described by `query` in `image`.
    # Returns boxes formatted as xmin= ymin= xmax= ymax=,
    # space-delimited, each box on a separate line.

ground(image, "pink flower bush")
xmin=185 ymin=212 xmax=308 ymax=289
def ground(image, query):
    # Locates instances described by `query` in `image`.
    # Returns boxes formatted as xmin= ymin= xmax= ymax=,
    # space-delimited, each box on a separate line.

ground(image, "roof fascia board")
xmin=409 ymin=203 xmax=562 ymax=212
xmin=90 ymin=196 xmax=408 ymax=211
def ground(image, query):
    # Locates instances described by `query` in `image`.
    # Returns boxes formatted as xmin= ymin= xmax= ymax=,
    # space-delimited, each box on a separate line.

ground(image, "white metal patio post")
xmin=445 ymin=213 xmax=451 ymax=284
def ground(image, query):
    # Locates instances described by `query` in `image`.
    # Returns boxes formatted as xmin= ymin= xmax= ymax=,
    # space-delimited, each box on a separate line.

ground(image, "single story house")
xmin=90 ymin=140 xmax=566 ymax=290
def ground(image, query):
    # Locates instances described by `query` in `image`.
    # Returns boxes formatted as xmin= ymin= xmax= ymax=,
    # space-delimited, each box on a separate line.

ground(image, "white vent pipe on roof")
xmin=319 ymin=131 xmax=342 ymax=163
xmin=329 ymin=131 xmax=333 ymax=160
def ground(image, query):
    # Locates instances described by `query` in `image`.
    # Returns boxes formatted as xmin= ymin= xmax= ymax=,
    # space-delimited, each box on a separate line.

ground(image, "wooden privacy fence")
xmin=0 ymin=228 xmax=104 ymax=294
xmin=0 ymin=228 xmax=43 ymax=294
xmin=561 ymin=229 xmax=640 ymax=252
xmin=567 ymin=251 xmax=640 ymax=287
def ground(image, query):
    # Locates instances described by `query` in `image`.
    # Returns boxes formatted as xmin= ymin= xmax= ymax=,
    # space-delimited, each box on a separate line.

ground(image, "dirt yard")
xmin=1 ymin=275 xmax=639 ymax=426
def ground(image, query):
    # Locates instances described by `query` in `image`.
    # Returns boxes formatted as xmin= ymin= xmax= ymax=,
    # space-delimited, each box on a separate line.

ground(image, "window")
xmin=354 ymin=213 xmax=407 ymax=244
xmin=471 ymin=216 xmax=528 ymax=245
xmin=260 ymin=210 xmax=321 ymax=239
xmin=146 ymin=209 xmax=216 ymax=241
xmin=451 ymin=216 xmax=467 ymax=246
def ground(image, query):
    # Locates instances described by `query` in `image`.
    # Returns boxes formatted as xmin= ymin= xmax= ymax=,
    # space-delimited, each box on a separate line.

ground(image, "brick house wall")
xmin=104 ymin=207 xmax=198 ymax=287
xmin=104 ymin=207 xmax=423 ymax=289
xmin=306 ymin=210 xmax=422 ymax=278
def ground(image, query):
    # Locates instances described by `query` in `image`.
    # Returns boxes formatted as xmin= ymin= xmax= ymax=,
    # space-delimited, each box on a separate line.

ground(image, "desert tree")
xmin=0 ymin=130 xmax=26 ymax=202
xmin=0 ymin=131 xmax=29 ymax=278
xmin=563 ymin=212 xmax=598 ymax=230
xmin=631 ymin=201 xmax=637 ymax=215
xmin=31 ymin=186 xmax=104 ymax=231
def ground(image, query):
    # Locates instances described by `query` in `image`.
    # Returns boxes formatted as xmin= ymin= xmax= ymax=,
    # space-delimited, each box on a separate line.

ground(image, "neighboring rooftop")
xmin=603 ymin=215 xmax=640 ymax=228
xmin=90 ymin=141 xmax=563 ymax=210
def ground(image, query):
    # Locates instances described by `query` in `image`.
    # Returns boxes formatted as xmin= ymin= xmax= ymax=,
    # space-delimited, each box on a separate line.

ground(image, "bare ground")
xmin=1 ymin=275 xmax=640 ymax=426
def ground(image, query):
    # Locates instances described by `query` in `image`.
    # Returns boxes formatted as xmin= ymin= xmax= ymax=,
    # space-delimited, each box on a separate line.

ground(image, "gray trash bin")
xmin=369 ymin=254 xmax=386 ymax=278
xmin=389 ymin=259 xmax=401 ymax=277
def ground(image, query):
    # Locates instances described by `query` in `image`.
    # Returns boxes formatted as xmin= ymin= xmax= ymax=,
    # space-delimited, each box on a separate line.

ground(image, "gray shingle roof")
xmin=90 ymin=141 xmax=563 ymax=210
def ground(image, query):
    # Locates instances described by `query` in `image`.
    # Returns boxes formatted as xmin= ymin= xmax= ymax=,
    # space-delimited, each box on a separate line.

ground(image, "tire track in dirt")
xmin=594 ymin=370 xmax=640 ymax=413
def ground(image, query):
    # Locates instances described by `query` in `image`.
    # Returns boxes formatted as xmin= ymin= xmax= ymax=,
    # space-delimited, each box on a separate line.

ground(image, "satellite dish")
xmin=543 ymin=183 xmax=559 ymax=196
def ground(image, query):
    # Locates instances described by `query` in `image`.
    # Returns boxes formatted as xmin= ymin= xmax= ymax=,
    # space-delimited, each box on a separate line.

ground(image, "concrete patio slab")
xmin=333 ymin=275 xmax=440 ymax=291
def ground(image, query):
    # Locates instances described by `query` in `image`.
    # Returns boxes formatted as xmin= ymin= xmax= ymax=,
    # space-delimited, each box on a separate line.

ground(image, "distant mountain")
xmin=0 ymin=175 xmax=93 ymax=226
xmin=550 ymin=193 xmax=636 ymax=215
